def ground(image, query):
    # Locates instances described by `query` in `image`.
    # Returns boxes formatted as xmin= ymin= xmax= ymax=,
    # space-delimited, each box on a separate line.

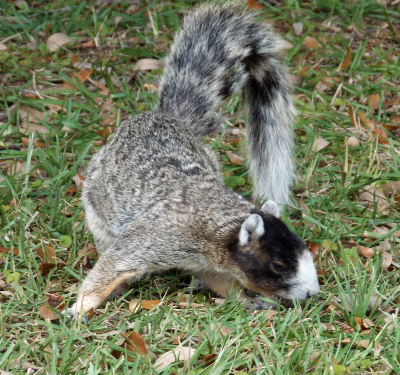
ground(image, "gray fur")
xmin=67 ymin=2 xmax=318 ymax=320
xmin=159 ymin=2 xmax=295 ymax=203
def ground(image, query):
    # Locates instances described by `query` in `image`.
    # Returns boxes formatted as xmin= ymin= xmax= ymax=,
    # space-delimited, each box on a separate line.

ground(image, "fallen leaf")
xmin=35 ymin=244 xmax=56 ymax=264
xmin=72 ymin=174 xmax=85 ymax=188
xmin=304 ymin=36 xmax=318 ymax=49
xmin=312 ymin=137 xmax=330 ymax=152
xmin=39 ymin=263 xmax=56 ymax=276
xmin=315 ymin=81 xmax=331 ymax=93
xmin=247 ymin=0 xmax=265 ymax=9
xmin=112 ymin=331 xmax=148 ymax=362
xmin=321 ymin=77 xmax=340 ymax=88
xmin=210 ymin=323 xmax=234 ymax=336
xmin=143 ymin=82 xmax=159 ymax=93
xmin=39 ymin=294 xmax=65 ymax=320
xmin=355 ymin=340 xmax=370 ymax=349
xmin=356 ymin=244 xmax=375 ymax=258
xmin=92 ymin=80 xmax=110 ymax=96
xmin=348 ymin=105 xmax=357 ymax=127
xmin=66 ymin=187 xmax=79 ymax=196
xmin=226 ymin=151 xmax=243 ymax=166
xmin=132 ymin=59 xmax=164 ymax=71
xmin=0 ymin=43 xmax=7 ymax=51
xmin=172 ymin=333 xmax=184 ymax=345
xmin=369 ymin=93 xmax=380 ymax=110
xmin=154 ymin=346 xmax=196 ymax=372
xmin=359 ymin=185 xmax=389 ymax=213
xmin=0 ymin=246 xmax=19 ymax=255
xmin=46 ymin=33 xmax=74 ymax=52
xmin=357 ymin=111 xmax=375 ymax=131
xmin=59 ymin=69 xmax=93 ymax=90
xmin=18 ymin=106 xmax=46 ymax=123
xmin=339 ymin=47 xmax=352 ymax=70
xmin=293 ymin=22 xmax=303 ymax=35
xmin=381 ymin=251 xmax=392 ymax=270
xmin=141 ymin=300 xmax=162 ymax=310
xmin=379 ymin=181 xmax=400 ymax=196
xmin=373 ymin=124 xmax=389 ymax=145
xmin=19 ymin=122 xmax=49 ymax=134
xmin=203 ymin=353 xmax=217 ymax=366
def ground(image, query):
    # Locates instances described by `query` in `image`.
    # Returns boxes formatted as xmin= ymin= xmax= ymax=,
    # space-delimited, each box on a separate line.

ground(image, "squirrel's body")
xmin=68 ymin=2 xmax=319 ymax=319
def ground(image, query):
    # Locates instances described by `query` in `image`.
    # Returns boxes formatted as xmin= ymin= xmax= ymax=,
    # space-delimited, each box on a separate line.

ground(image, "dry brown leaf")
xmin=92 ymin=80 xmax=110 ymax=96
xmin=321 ymin=77 xmax=340 ymax=88
xmin=143 ymin=83 xmax=159 ymax=93
xmin=46 ymin=33 xmax=74 ymax=52
xmin=369 ymin=93 xmax=380 ymax=110
xmin=315 ymin=81 xmax=330 ymax=93
xmin=348 ymin=105 xmax=357 ymax=127
xmin=39 ymin=262 xmax=56 ymax=276
xmin=0 ymin=43 xmax=7 ymax=51
xmin=132 ymin=59 xmax=164 ymax=71
xmin=72 ymin=174 xmax=85 ymax=188
xmin=357 ymin=111 xmax=375 ymax=131
xmin=355 ymin=340 xmax=371 ymax=349
xmin=203 ymin=353 xmax=218 ymax=366
xmin=35 ymin=244 xmax=56 ymax=264
xmin=247 ymin=0 xmax=265 ymax=9
xmin=172 ymin=333 xmax=184 ymax=345
xmin=18 ymin=106 xmax=46 ymax=123
xmin=141 ymin=300 xmax=162 ymax=310
xmin=304 ymin=36 xmax=318 ymax=49
xmin=379 ymin=181 xmax=400 ymax=197
xmin=359 ymin=185 xmax=389 ymax=213
xmin=19 ymin=121 xmax=49 ymax=134
xmin=39 ymin=304 xmax=59 ymax=320
xmin=339 ymin=47 xmax=352 ymax=70
xmin=0 ymin=246 xmax=19 ymax=255
xmin=112 ymin=331 xmax=148 ymax=361
xmin=356 ymin=244 xmax=375 ymax=258
xmin=293 ymin=22 xmax=303 ymax=36
xmin=59 ymin=69 xmax=93 ymax=90
xmin=373 ymin=124 xmax=390 ymax=145
xmin=154 ymin=346 xmax=196 ymax=372
xmin=210 ymin=323 xmax=234 ymax=336
xmin=39 ymin=293 xmax=65 ymax=320
xmin=71 ymin=54 xmax=79 ymax=65
xmin=312 ymin=137 xmax=330 ymax=152
xmin=381 ymin=251 xmax=393 ymax=269
xmin=226 ymin=151 xmax=243 ymax=166
xmin=66 ymin=187 xmax=79 ymax=196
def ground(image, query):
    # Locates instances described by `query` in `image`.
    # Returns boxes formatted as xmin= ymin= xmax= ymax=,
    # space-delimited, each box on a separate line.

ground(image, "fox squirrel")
xmin=67 ymin=2 xmax=319 ymax=320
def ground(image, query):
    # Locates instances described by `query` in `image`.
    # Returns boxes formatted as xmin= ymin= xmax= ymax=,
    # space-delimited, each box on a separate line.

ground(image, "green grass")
xmin=1 ymin=0 xmax=399 ymax=374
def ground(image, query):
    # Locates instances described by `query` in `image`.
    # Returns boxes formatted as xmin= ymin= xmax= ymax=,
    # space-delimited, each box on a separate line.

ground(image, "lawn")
xmin=0 ymin=0 xmax=399 ymax=374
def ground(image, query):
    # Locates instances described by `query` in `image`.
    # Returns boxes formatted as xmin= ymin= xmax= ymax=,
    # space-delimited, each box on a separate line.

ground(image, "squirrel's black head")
xmin=232 ymin=201 xmax=319 ymax=300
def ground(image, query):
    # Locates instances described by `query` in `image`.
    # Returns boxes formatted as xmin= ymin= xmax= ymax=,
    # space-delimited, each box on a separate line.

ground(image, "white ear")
xmin=261 ymin=200 xmax=280 ymax=218
xmin=239 ymin=214 xmax=265 ymax=246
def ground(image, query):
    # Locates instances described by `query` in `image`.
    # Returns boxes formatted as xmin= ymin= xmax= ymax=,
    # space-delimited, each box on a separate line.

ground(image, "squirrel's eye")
xmin=271 ymin=262 xmax=286 ymax=274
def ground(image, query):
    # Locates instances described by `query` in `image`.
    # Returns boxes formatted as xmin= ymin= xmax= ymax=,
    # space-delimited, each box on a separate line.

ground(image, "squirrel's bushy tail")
xmin=158 ymin=3 xmax=295 ymax=205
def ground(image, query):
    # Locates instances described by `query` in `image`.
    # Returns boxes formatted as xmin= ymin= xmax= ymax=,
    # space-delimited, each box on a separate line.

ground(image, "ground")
xmin=0 ymin=0 xmax=399 ymax=374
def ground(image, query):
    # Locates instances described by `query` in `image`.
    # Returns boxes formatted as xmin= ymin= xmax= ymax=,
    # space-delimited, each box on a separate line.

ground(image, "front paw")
xmin=62 ymin=304 xmax=90 ymax=323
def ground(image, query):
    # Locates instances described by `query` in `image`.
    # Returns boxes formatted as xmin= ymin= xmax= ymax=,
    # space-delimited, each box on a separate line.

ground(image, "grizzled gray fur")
xmin=67 ymin=2 xmax=319 ymax=320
